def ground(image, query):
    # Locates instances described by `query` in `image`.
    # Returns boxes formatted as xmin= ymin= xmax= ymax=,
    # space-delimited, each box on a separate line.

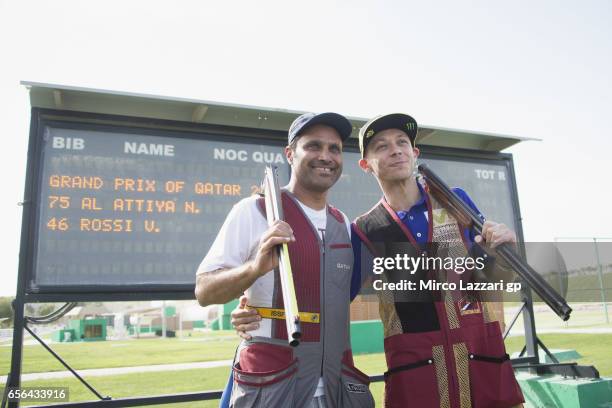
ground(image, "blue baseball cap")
xmin=288 ymin=112 xmax=353 ymax=145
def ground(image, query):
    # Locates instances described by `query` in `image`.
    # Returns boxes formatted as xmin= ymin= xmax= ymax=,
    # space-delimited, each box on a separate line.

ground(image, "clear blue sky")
xmin=1 ymin=0 xmax=611 ymax=296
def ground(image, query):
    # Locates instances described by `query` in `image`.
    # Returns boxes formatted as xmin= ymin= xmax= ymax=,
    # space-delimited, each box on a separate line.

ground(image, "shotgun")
xmin=263 ymin=165 xmax=302 ymax=346
xmin=418 ymin=163 xmax=572 ymax=321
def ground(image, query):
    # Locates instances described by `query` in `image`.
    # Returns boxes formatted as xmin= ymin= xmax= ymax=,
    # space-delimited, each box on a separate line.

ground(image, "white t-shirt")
xmin=197 ymin=194 xmax=350 ymax=397
xmin=296 ymin=201 xmax=327 ymax=240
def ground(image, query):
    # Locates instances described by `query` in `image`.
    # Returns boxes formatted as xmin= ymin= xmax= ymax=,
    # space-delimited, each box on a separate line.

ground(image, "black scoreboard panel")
xmin=29 ymin=121 xmax=519 ymax=295
xmin=32 ymin=125 xmax=290 ymax=291
xmin=420 ymin=156 xmax=516 ymax=231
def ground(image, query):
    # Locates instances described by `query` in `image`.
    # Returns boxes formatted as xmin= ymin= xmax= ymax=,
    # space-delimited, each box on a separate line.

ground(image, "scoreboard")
xmin=33 ymin=124 xmax=290 ymax=292
xmin=25 ymin=117 xmax=520 ymax=299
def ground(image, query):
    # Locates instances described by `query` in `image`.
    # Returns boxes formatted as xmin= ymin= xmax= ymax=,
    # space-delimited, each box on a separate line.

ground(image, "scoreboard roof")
xmin=22 ymin=81 xmax=536 ymax=152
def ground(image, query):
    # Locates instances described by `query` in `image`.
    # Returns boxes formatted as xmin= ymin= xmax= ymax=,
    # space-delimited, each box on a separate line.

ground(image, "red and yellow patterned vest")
xmin=353 ymin=189 xmax=524 ymax=408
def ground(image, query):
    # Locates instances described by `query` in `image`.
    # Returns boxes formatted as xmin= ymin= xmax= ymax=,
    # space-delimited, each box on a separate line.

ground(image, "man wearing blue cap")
xmin=196 ymin=112 xmax=374 ymax=408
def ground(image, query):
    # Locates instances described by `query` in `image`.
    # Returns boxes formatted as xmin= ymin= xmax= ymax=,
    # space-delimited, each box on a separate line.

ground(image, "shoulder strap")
xmin=327 ymin=204 xmax=345 ymax=224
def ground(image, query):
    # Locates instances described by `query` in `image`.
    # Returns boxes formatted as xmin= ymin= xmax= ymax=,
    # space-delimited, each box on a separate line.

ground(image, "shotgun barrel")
xmin=263 ymin=165 xmax=302 ymax=346
xmin=418 ymin=163 xmax=572 ymax=321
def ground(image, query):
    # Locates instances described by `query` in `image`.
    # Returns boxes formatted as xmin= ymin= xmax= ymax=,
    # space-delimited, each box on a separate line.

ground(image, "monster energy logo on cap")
xmin=358 ymin=113 xmax=418 ymax=157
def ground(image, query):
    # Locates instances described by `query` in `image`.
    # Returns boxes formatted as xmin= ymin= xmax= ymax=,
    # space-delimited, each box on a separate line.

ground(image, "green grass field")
xmin=2 ymin=332 xmax=611 ymax=407
xmin=501 ymin=270 xmax=612 ymax=303
xmin=0 ymin=333 xmax=239 ymax=374
xmin=503 ymin=303 xmax=612 ymax=335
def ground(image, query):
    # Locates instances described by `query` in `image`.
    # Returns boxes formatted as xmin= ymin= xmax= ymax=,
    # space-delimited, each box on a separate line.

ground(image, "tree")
xmin=0 ymin=297 xmax=14 ymax=327
xmin=38 ymin=304 xmax=56 ymax=316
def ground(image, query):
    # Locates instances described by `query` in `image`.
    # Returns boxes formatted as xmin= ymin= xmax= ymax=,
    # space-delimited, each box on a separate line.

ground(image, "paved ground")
xmin=0 ymin=360 xmax=233 ymax=383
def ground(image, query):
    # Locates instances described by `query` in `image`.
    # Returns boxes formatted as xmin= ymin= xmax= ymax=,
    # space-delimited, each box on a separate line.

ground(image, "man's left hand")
xmin=475 ymin=220 xmax=517 ymax=249
xmin=231 ymin=295 xmax=261 ymax=340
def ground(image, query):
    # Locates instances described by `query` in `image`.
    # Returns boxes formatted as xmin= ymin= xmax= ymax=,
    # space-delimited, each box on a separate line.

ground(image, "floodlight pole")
xmin=593 ymin=238 xmax=610 ymax=324
xmin=179 ymin=311 xmax=183 ymax=338
xmin=161 ymin=301 xmax=167 ymax=338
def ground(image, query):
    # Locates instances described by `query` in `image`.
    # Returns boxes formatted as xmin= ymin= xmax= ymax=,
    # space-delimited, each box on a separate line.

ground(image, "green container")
xmin=68 ymin=318 xmax=107 ymax=341
xmin=128 ymin=325 xmax=162 ymax=335
xmin=221 ymin=299 xmax=239 ymax=314
xmin=221 ymin=314 xmax=233 ymax=330
xmin=215 ymin=299 xmax=239 ymax=331
xmin=192 ymin=320 xmax=205 ymax=328
xmin=51 ymin=330 xmax=62 ymax=342
xmin=164 ymin=306 xmax=176 ymax=317
xmin=52 ymin=329 xmax=76 ymax=342
xmin=350 ymin=320 xmax=384 ymax=354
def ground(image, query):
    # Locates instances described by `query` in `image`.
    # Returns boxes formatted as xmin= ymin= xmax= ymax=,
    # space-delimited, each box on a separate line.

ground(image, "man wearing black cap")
xmin=351 ymin=113 xmax=524 ymax=407
xmin=196 ymin=112 xmax=374 ymax=408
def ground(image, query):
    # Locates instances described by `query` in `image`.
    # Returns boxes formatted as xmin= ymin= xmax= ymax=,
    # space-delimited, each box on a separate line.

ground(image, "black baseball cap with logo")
xmin=288 ymin=112 xmax=353 ymax=145
xmin=359 ymin=113 xmax=418 ymax=157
